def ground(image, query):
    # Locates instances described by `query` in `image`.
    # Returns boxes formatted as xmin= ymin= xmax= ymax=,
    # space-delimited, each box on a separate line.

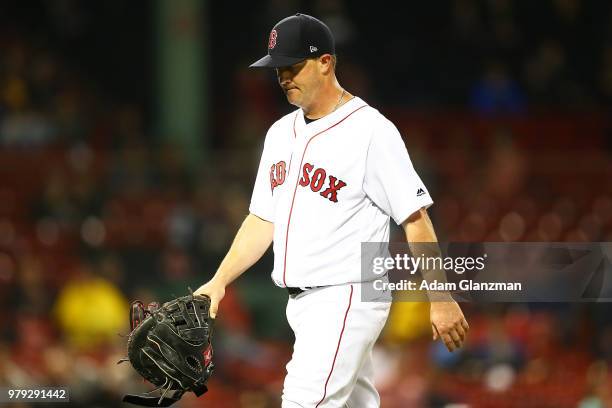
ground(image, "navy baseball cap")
xmin=250 ymin=13 xmax=335 ymax=68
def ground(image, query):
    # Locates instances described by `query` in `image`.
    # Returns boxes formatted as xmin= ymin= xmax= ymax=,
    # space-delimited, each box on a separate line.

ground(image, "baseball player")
xmin=195 ymin=13 xmax=468 ymax=407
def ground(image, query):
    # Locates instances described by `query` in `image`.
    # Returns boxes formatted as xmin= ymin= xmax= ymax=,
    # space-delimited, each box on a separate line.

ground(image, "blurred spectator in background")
xmin=599 ymin=45 xmax=612 ymax=105
xmin=578 ymin=361 xmax=612 ymax=408
xmin=523 ymin=40 xmax=573 ymax=105
xmin=482 ymin=128 xmax=527 ymax=201
xmin=53 ymin=260 xmax=127 ymax=350
xmin=11 ymin=254 xmax=53 ymax=316
xmin=470 ymin=61 xmax=525 ymax=114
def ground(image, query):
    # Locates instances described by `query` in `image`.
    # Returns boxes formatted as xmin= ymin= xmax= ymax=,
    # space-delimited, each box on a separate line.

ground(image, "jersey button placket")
xmin=282 ymin=127 xmax=307 ymax=287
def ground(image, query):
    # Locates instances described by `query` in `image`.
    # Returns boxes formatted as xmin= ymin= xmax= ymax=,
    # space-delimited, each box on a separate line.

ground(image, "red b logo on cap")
xmin=268 ymin=29 xmax=277 ymax=50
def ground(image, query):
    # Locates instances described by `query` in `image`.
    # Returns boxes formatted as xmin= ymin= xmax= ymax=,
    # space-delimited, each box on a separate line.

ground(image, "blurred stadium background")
xmin=0 ymin=0 xmax=611 ymax=407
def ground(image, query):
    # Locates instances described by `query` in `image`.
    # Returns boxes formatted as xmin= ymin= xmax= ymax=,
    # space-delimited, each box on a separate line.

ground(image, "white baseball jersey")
xmin=249 ymin=96 xmax=433 ymax=288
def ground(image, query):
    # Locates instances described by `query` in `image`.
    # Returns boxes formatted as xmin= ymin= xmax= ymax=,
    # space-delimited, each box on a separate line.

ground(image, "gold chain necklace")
xmin=306 ymin=89 xmax=350 ymax=122
xmin=333 ymin=89 xmax=346 ymax=112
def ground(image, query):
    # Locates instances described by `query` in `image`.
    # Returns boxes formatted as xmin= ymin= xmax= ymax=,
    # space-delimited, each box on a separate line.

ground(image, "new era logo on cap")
xmin=310 ymin=46 xmax=318 ymax=52
xmin=416 ymin=188 xmax=426 ymax=197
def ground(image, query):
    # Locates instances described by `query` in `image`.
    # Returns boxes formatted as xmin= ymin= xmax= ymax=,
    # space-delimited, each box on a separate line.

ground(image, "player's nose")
xmin=276 ymin=66 xmax=292 ymax=82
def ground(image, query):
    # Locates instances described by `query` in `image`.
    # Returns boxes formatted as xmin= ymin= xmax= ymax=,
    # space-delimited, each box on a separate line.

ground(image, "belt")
xmin=286 ymin=286 xmax=318 ymax=297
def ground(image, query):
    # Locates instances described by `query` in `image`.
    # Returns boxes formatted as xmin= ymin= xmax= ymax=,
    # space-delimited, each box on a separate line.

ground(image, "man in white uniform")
xmin=196 ymin=13 xmax=468 ymax=407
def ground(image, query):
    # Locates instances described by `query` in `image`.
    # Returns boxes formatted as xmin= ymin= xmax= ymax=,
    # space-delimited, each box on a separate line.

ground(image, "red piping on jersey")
xmin=282 ymin=105 xmax=367 ymax=287
xmin=315 ymin=284 xmax=353 ymax=408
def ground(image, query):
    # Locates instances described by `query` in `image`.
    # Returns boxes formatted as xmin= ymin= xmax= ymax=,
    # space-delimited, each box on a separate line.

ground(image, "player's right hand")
xmin=194 ymin=280 xmax=226 ymax=319
xmin=430 ymin=300 xmax=469 ymax=352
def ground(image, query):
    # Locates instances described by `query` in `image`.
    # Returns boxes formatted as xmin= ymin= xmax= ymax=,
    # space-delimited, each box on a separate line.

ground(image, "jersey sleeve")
xmin=363 ymin=116 xmax=433 ymax=225
xmin=249 ymin=128 xmax=275 ymax=222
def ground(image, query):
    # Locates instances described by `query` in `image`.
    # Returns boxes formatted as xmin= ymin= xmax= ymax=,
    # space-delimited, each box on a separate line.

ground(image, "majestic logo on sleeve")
xmin=299 ymin=163 xmax=347 ymax=203
xmin=268 ymin=29 xmax=277 ymax=50
xmin=416 ymin=188 xmax=426 ymax=197
xmin=270 ymin=161 xmax=286 ymax=193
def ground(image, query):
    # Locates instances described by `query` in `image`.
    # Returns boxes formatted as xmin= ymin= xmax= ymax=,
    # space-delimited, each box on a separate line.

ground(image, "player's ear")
xmin=318 ymin=54 xmax=334 ymax=74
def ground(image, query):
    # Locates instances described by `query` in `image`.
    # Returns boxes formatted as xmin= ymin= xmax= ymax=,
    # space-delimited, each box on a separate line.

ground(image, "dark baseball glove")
xmin=119 ymin=292 xmax=214 ymax=407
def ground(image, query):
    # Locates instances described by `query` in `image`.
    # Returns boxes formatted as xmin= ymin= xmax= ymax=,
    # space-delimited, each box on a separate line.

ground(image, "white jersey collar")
xmin=296 ymin=96 xmax=366 ymax=136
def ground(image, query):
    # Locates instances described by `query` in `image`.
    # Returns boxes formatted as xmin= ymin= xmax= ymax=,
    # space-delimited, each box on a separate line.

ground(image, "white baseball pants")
xmin=282 ymin=283 xmax=391 ymax=408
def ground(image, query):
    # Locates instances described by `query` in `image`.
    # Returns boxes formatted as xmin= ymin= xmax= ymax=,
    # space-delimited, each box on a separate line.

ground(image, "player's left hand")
xmin=430 ymin=300 xmax=469 ymax=352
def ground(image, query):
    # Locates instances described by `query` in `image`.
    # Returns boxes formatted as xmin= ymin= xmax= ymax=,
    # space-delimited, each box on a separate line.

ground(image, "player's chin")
xmin=285 ymin=91 xmax=301 ymax=106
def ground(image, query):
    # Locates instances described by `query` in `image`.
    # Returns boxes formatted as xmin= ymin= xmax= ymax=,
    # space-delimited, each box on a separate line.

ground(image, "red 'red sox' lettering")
xmin=299 ymin=163 xmax=347 ymax=203
xmin=270 ymin=161 xmax=286 ymax=193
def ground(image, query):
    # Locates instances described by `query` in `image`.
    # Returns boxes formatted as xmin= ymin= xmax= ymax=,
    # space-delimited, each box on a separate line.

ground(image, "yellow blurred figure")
xmin=383 ymin=296 xmax=431 ymax=344
xmin=54 ymin=267 xmax=128 ymax=350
